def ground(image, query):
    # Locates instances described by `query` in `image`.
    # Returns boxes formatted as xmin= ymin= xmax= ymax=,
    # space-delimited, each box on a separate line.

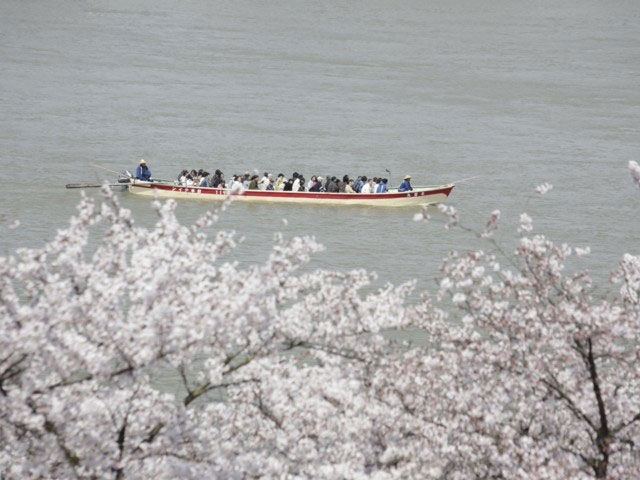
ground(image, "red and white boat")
xmin=128 ymin=180 xmax=454 ymax=207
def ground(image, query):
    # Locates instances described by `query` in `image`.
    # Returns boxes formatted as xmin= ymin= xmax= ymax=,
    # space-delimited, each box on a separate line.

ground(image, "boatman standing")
xmin=398 ymin=175 xmax=413 ymax=192
xmin=135 ymin=159 xmax=152 ymax=181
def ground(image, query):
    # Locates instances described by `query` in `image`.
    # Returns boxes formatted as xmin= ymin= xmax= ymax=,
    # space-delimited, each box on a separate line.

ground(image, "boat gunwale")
xmin=130 ymin=180 xmax=454 ymax=199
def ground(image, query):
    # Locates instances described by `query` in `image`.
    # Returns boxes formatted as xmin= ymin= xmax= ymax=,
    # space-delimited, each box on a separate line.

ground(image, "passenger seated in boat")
xmin=309 ymin=176 xmax=324 ymax=192
xmin=283 ymin=178 xmax=293 ymax=191
xmin=275 ymin=173 xmax=285 ymax=191
xmin=185 ymin=174 xmax=195 ymax=187
xmin=398 ymin=175 xmax=413 ymax=192
xmin=248 ymin=175 xmax=259 ymax=190
xmin=135 ymin=159 xmax=152 ymax=181
xmin=178 ymin=169 xmax=188 ymax=181
xmin=292 ymin=172 xmax=300 ymax=192
xmin=339 ymin=175 xmax=349 ymax=192
xmin=345 ymin=179 xmax=355 ymax=193
xmin=199 ymin=172 xmax=210 ymax=187
xmin=230 ymin=175 xmax=244 ymax=194
xmin=242 ymin=173 xmax=251 ymax=189
xmin=376 ymin=178 xmax=388 ymax=193
xmin=371 ymin=177 xmax=379 ymax=192
xmin=327 ymin=177 xmax=339 ymax=193
xmin=354 ymin=176 xmax=366 ymax=193
xmin=259 ymin=173 xmax=271 ymax=190
xmin=211 ymin=170 xmax=223 ymax=187
xmin=361 ymin=178 xmax=374 ymax=194
xmin=297 ymin=178 xmax=306 ymax=191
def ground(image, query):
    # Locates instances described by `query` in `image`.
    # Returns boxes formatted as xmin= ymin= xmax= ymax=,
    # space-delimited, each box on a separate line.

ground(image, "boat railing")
xmin=136 ymin=180 xmax=452 ymax=194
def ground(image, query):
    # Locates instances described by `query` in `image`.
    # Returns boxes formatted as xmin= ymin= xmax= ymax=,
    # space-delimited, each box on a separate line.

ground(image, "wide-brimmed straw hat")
xmin=404 ymin=175 xmax=411 ymax=180
xmin=139 ymin=159 xmax=146 ymax=164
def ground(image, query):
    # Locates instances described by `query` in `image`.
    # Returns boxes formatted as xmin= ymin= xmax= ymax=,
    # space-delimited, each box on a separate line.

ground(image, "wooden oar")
xmin=65 ymin=183 xmax=127 ymax=189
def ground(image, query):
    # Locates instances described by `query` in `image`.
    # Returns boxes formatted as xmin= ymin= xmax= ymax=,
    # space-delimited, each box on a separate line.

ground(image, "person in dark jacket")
xmin=135 ymin=159 xmax=152 ymax=181
xmin=398 ymin=175 xmax=413 ymax=192
xmin=309 ymin=176 xmax=323 ymax=192
xmin=211 ymin=169 xmax=223 ymax=187
xmin=339 ymin=175 xmax=349 ymax=192
xmin=327 ymin=176 xmax=339 ymax=193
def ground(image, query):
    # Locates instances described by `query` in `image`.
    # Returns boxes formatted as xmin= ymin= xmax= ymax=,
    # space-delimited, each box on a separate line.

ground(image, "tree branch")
xmin=541 ymin=377 xmax=597 ymax=432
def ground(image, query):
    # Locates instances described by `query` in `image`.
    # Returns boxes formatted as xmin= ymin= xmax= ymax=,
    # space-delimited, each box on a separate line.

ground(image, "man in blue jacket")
xmin=135 ymin=159 xmax=152 ymax=181
xmin=376 ymin=178 xmax=388 ymax=193
xmin=398 ymin=175 xmax=413 ymax=192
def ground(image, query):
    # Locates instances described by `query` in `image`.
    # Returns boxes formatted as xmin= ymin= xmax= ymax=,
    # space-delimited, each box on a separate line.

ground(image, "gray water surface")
xmin=1 ymin=0 xmax=639 ymax=295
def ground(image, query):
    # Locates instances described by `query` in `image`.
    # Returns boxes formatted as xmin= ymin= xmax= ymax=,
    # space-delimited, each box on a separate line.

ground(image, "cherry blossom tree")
xmin=0 ymin=187 xmax=416 ymax=478
xmin=1 ymin=163 xmax=639 ymax=479
xmin=396 ymin=169 xmax=640 ymax=478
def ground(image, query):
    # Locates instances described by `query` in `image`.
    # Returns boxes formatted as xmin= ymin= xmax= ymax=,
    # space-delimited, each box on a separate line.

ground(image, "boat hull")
xmin=128 ymin=181 xmax=454 ymax=207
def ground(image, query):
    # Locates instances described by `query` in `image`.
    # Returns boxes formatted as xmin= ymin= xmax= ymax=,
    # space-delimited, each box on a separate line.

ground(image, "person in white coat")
xmin=231 ymin=175 xmax=245 ymax=194
xmin=361 ymin=179 xmax=373 ymax=194
xmin=292 ymin=172 xmax=301 ymax=192
xmin=259 ymin=173 xmax=271 ymax=190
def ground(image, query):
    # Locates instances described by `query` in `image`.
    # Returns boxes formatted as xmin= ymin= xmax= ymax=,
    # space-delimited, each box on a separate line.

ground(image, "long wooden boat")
xmin=128 ymin=180 xmax=454 ymax=207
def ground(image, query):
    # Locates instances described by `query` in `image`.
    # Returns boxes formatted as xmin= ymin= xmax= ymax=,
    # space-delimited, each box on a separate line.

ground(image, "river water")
xmin=1 ymin=0 xmax=639 ymax=298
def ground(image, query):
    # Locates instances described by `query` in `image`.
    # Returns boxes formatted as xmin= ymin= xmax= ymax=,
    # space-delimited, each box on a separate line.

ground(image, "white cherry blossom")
xmin=1 ymin=175 xmax=639 ymax=479
xmin=535 ymin=182 xmax=553 ymax=195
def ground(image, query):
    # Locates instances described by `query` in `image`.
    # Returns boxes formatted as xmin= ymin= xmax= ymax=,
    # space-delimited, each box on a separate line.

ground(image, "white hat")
xmin=317 ymin=176 xmax=324 ymax=181
xmin=139 ymin=159 xmax=146 ymax=164
xmin=404 ymin=175 xmax=411 ymax=180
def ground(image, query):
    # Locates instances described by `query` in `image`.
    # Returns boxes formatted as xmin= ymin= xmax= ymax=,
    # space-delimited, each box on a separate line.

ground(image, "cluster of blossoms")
xmin=535 ymin=182 xmax=553 ymax=195
xmin=0 ymin=164 xmax=639 ymax=478
xmin=1 ymin=188 xmax=417 ymax=478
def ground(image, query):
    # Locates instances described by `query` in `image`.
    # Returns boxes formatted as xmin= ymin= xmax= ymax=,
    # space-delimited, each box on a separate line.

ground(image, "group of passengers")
xmin=178 ymin=169 xmax=227 ymax=188
xmin=135 ymin=159 xmax=414 ymax=193
xmin=177 ymin=169 xmax=414 ymax=193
